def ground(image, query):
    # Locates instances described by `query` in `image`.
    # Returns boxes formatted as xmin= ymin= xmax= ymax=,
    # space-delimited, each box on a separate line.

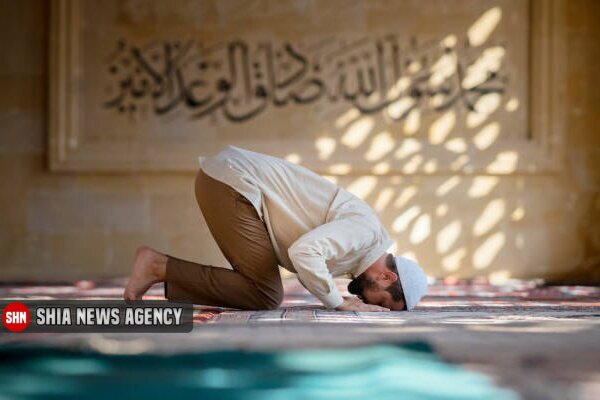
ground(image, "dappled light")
xmin=511 ymin=206 xmax=525 ymax=221
xmin=387 ymin=97 xmax=415 ymax=120
xmin=436 ymin=204 xmax=449 ymax=217
xmin=473 ymin=199 xmax=505 ymax=236
xmin=437 ymin=221 xmax=462 ymax=253
xmin=394 ymin=138 xmax=421 ymax=159
xmin=463 ymin=47 xmax=506 ymax=90
xmin=372 ymin=161 xmax=391 ymax=175
xmin=403 ymin=109 xmax=421 ymax=135
xmin=402 ymin=154 xmax=424 ymax=173
xmin=442 ymin=248 xmax=467 ymax=272
xmin=409 ymin=214 xmax=431 ymax=245
xmin=505 ymin=97 xmax=519 ymax=112
xmin=474 ymin=122 xmax=500 ymax=150
xmin=468 ymin=177 xmax=499 ymax=198
xmin=436 ymin=177 xmax=461 ymax=197
xmin=444 ymin=138 xmax=467 ymax=154
xmin=374 ymin=188 xmax=395 ymax=212
xmin=284 ymin=5 xmax=531 ymax=279
xmin=340 ymin=117 xmax=374 ymax=148
xmin=346 ymin=176 xmax=377 ymax=199
xmin=334 ymin=108 xmax=360 ymax=129
xmin=485 ymin=151 xmax=519 ymax=174
xmin=365 ymin=131 xmax=395 ymax=161
xmin=284 ymin=153 xmax=302 ymax=164
xmin=392 ymin=206 xmax=421 ymax=233
xmin=467 ymin=6 xmax=502 ymax=46
xmin=394 ymin=185 xmax=417 ymax=208
xmin=315 ymin=137 xmax=336 ymax=160
xmin=328 ymin=163 xmax=352 ymax=174
xmin=429 ymin=110 xmax=456 ymax=144
xmin=473 ymin=232 xmax=506 ymax=269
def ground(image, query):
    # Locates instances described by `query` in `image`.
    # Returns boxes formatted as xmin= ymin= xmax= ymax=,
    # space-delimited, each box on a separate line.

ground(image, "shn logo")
xmin=2 ymin=302 xmax=30 ymax=332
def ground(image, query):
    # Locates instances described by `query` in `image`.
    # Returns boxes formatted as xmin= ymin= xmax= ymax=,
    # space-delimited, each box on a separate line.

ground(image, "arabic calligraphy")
xmin=103 ymin=35 xmax=508 ymax=123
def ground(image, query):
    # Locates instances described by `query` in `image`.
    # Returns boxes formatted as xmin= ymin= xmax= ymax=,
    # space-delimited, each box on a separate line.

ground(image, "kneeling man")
xmin=125 ymin=145 xmax=427 ymax=312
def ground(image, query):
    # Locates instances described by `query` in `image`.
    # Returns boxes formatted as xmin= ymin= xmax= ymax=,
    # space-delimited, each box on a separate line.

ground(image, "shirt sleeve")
xmin=287 ymin=216 xmax=377 ymax=309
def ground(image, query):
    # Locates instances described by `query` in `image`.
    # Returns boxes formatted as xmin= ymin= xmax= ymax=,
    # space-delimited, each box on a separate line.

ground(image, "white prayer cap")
xmin=394 ymin=256 xmax=428 ymax=311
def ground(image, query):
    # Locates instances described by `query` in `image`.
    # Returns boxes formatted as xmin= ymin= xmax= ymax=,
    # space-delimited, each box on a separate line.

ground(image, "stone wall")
xmin=0 ymin=0 xmax=598 ymax=282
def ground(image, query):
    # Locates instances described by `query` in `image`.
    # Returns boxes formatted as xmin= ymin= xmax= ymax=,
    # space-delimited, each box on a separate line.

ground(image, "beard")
xmin=347 ymin=273 xmax=405 ymax=303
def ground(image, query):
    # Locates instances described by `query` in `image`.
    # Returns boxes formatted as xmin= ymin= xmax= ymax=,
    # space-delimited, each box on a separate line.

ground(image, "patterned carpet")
xmin=1 ymin=277 xmax=598 ymax=325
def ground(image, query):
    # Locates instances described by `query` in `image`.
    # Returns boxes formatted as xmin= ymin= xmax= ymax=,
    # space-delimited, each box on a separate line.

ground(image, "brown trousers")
xmin=164 ymin=168 xmax=283 ymax=310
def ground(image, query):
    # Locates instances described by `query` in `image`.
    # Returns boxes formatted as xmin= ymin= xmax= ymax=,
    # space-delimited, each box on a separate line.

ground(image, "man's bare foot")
xmin=123 ymin=246 xmax=167 ymax=301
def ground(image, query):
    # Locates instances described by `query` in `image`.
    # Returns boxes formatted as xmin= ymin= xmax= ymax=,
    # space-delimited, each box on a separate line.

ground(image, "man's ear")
xmin=379 ymin=271 xmax=398 ymax=283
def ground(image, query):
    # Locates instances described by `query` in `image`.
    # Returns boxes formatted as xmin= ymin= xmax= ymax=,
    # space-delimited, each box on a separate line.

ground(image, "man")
xmin=124 ymin=145 xmax=427 ymax=311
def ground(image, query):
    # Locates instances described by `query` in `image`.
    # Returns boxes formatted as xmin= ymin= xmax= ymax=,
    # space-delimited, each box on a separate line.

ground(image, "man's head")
xmin=347 ymin=253 xmax=427 ymax=311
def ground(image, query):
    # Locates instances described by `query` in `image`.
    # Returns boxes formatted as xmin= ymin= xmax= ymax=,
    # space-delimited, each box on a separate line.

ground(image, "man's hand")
xmin=335 ymin=296 xmax=389 ymax=312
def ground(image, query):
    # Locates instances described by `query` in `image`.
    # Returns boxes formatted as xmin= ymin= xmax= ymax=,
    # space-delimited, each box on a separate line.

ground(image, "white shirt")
xmin=199 ymin=145 xmax=393 ymax=309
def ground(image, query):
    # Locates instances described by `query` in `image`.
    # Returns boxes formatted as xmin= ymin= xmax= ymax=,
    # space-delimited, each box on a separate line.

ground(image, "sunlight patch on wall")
xmin=394 ymin=186 xmax=417 ymax=208
xmin=402 ymin=154 xmax=424 ymax=174
xmin=328 ymin=163 xmax=351 ymax=174
xmin=468 ymin=6 xmax=502 ymax=46
xmin=473 ymin=198 xmax=505 ymax=236
xmin=372 ymin=162 xmax=391 ymax=175
xmin=334 ymin=108 xmax=360 ymax=128
xmin=474 ymin=93 xmax=502 ymax=115
xmin=315 ymin=137 xmax=336 ymax=160
xmin=429 ymin=110 xmax=456 ymax=144
xmin=511 ymin=206 xmax=525 ymax=221
xmin=474 ymin=122 xmax=500 ymax=150
xmin=450 ymin=155 xmax=470 ymax=171
xmin=346 ymin=176 xmax=377 ymax=199
xmin=473 ymin=232 xmax=505 ymax=269
xmin=386 ymin=76 xmax=411 ymax=99
xmin=410 ymin=214 xmax=431 ymax=244
xmin=423 ymin=159 xmax=438 ymax=173
xmin=505 ymin=97 xmax=519 ymax=112
xmin=407 ymin=61 xmax=421 ymax=74
xmin=442 ymin=248 xmax=466 ymax=272
xmin=466 ymin=110 xmax=488 ymax=128
xmin=341 ymin=117 xmax=374 ymax=149
xmin=404 ymin=109 xmax=421 ymax=135
xmin=365 ymin=131 xmax=395 ymax=161
xmin=392 ymin=206 xmax=421 ymax=233
xmin=387 ymin=97 xmax=415 ymax=120
xmin=463 ymin=46 xmax=505 ymax=89
xmin=374 ymin=188 xmax=395 ymax=212
xmin=441 ymin=34 xmax=457 ymax=48
xmin=285 ymin=153 xmax=302 ymax=164
xmin=394 ymin=138 xmax=421 ymax=159
xmin=468 ymin=176 xmax=499 ymax=198
xmin=436 ymin=220 xmax=462 ymax=253
xmin=436 ymin=203 xmax=449 ymax=217
xmin=436 ymin=176 xmax=461 ymax=197
xmin=445 ymin=138 xmax=467 ymax=153
xmin=429 ymin=53 xmax=457 ymax=87
xmin=486 ymin=151 xmax=518 ymax=173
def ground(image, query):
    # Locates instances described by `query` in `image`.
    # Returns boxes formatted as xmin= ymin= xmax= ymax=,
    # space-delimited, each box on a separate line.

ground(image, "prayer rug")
xmin=0 ymin=278 xmax=598 ymax=325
